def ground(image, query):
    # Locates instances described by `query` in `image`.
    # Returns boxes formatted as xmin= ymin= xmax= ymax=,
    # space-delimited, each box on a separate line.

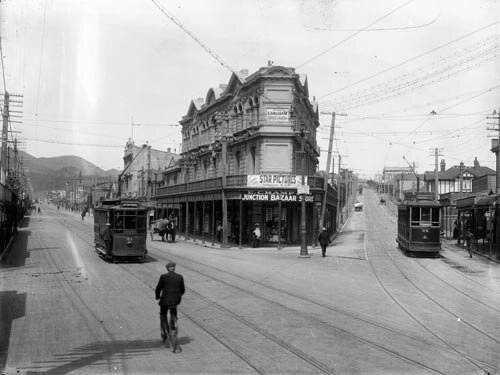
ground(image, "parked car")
xmin=354 ymin=202 xmax=363 ymax=211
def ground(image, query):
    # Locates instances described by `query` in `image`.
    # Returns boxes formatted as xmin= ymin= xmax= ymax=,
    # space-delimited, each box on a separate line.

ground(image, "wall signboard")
xmin=247 ymin=174 xmax=307 ymax=188
xmin=241 ymin=190 xmax=314 ymax=203
xmin=266 ymin=108 xmax=290 ymax=122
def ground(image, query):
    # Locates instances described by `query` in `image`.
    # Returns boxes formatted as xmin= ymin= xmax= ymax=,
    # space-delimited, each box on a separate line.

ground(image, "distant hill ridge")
xmin=20 ymin=151 xmax=119 ymax=193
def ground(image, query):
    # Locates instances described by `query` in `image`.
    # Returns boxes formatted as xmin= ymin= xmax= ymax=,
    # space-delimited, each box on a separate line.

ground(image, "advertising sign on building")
xmin=241 ymin=191 xmax=314 ymax=203
xmin=248 ymin=174 xmax=307 ymax=188
xmin=266 ymin=108 xmax=290 ymax=122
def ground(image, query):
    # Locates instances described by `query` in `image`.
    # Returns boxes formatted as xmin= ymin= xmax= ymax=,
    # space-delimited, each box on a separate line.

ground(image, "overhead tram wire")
xmin=297 ymin=0 xmax=416 ymax=69
xmin=313 ymin=13 xmax=439 ymax=32
xmin=318 ymin=20 xmax=500 ymax=101
xmin=150 ymin=0 xmax=291 ymax=112
xmin=322 ymin=37 xmax=499 ymax=111
xmin=321 ymin=38 xmax=500 ymax=112
xmin=397 ymin=84 xmax=500 ymax=143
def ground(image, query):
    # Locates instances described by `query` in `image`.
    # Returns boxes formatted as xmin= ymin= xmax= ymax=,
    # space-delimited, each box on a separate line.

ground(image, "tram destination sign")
xmin=242 ymin=191 xmax=314 ymax=202
xmin=247 ymin=174 xmax=307 ymax=188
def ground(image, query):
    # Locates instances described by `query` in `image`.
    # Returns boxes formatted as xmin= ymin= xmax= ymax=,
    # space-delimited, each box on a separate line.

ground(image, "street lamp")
xmin=298 ymin=129 xmax=309 ymax=258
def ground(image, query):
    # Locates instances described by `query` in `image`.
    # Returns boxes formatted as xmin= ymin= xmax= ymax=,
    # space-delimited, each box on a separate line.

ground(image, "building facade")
xmin=424 ymin=157 xmax=495 ymax=195
xmin=154 ymin=65 xmax=338 ymax=247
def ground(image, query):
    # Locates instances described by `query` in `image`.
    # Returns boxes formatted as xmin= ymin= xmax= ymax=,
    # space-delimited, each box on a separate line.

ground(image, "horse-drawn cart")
xmin=150 ymin=219 xmax=169 ymax=241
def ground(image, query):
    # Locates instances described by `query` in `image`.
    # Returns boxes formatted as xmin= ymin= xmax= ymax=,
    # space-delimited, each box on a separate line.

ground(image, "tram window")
xmin=411 ymin=207 xmax=420 ymax=225
xmin=431 ymin=208 xmax=440 ymax=226
xmin=421 ymin=207 xmax=431 ymax=223
xmin=137 ymin=214 xmax=146 ymax=229
xmin=114 ymin=212 xmax=124 ymax=232
xmin=124 ymin=215 xmax=137 ymax=229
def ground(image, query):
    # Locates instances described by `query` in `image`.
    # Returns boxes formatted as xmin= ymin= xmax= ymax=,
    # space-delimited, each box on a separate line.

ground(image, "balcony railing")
xmin=156 ymin=175 xmax=325 ymax=197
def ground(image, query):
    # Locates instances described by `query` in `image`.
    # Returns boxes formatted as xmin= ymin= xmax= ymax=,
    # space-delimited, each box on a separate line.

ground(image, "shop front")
xmin=241 ymin=190 xmax=317 ymax=246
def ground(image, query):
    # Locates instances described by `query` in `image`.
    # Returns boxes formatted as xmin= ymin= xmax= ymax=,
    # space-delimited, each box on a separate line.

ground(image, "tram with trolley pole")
xmin=396 ymin=157 xmax=442 ymax=256
xmin=397 ymin=192 xmax=442 ymax=256
xmin=93 ymin=198 xmax=148 ymax=262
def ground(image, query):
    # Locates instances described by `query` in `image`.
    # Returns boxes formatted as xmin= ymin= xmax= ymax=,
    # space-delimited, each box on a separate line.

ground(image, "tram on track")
xmin=396 ymin=193 xmax=441 ymax=256
xmin=93 ymin=199 xmax=148 ymax=262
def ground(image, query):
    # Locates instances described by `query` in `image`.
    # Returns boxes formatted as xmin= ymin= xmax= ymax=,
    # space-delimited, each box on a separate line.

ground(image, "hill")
xmin=20 ymin=151 xmax=119 ymax=193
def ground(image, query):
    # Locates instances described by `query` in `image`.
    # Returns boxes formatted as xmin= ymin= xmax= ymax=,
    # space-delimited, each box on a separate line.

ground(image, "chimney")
xmin=473 ymin=156 xmax=480 ymax=168
xmin=440 ymin=159 xmax=446 ymax=172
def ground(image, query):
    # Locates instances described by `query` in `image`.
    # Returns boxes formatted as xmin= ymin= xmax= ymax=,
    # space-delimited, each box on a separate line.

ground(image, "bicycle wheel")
xmin=168 ymin=316 xmax=179 ymax=352
xmin=160 ymin=314 xmax=168 ymax=343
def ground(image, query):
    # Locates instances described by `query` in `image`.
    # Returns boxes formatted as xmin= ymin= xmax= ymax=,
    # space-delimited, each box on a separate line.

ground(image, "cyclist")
xmin=155 ymin=262 xmax=185 ymax=333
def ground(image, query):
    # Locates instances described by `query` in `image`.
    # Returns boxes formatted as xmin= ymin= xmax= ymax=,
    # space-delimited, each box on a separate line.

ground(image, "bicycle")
xmin=160 ymin=310 xmax=179 ymax=352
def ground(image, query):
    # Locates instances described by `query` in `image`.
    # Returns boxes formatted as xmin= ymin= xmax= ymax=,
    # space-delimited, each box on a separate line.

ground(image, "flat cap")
xmin=166 ymin=262 xmax=176 ymax=268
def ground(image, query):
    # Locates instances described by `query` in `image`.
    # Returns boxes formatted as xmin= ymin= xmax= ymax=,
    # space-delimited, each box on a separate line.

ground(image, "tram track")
xmin=53 ymin=213 xmax=336 ymax=374
xmin=30 ymin=215 xmax=126 ymax=373
xmin=54 ymin=209 xmax=494 ymax=374
xmin=374 ymin=195 xmax=500 ymax=295
xmin=364 ymin=190 xmax=499 ymax=375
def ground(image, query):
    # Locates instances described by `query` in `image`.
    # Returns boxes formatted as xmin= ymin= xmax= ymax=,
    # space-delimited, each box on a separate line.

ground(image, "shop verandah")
xmin=457 ymin=194 xmax=499 ymax=261
xmin=153 ymin=175 xmax=338 ymax=248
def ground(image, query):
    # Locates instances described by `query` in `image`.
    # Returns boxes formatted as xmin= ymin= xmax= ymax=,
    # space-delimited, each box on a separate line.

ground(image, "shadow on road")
xmin=0 ymin=291 xmax=27 ymax=373
xmin=20 ymin=337 xmax=185 ymax=374
xmin=0 ymin=217 xmax=31 ymax=269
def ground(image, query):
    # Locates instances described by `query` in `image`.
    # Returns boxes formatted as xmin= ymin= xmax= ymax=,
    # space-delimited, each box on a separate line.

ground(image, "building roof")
xmin=424 ymin=165 xmax=495 ymax=180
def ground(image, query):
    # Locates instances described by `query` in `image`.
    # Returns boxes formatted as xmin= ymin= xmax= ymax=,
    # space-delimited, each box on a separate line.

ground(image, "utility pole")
xmin=1 ymin=92 xmax=9 ymax=183
xmin=337 ymin=154 xmax=342 ymax=228
xmin=319 ymin=111 xmax=346 ymax=230
xmin=459 ymin=161 xmax=464 ymax=197
xmin=487 ymin=109 xmax=500 ymax=193
xmin=430 ymin=147 xmax=443 ymax=202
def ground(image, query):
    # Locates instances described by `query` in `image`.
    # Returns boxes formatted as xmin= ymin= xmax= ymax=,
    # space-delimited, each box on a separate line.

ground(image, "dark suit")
xmin=318 ymin=231 xmax=330 ymax=257
xmin=155 ymin=271 xmax=185 ymax=307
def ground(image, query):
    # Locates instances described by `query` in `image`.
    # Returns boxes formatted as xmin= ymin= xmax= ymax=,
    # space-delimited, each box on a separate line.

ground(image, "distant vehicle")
xmin=379 ymin=198 xmax=386 ymax=205
xmin=94 ymin=199 xmax=148 ymax=262
xmin=354 ymin=202 xmax=363 ymax=211
xmin=396 ymin=196 xmax=441 ymax=256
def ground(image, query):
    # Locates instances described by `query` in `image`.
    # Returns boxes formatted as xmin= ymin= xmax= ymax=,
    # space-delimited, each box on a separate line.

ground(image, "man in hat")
xmin=252 ymin=223 xmax=261 ymax=248
xmin=318 ymin=227 xmax=330 ymax=257
xmin=155 ymin=262 xmax=185 ymax=337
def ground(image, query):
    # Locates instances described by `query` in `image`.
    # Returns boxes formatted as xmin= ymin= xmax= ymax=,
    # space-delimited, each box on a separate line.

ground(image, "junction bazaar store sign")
xmin=242 ymin=191 xmax=314 ymax=203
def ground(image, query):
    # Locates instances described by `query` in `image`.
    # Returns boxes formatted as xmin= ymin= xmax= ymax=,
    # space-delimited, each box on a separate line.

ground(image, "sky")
xmin=0 ymin=0 xmax=499 ymax=179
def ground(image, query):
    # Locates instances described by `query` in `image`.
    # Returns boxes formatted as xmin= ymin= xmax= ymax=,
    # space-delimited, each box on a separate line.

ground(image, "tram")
xmin=94 ymin=198 xmax=148 ymax=262
xmin=396 ymin=193 xmax=441 ymax=256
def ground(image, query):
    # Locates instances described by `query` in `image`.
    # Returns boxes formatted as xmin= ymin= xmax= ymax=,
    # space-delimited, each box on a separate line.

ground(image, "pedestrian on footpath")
xmin=252 ymin=224 xmax=261 ymax=248
xmin=318 ymin=227 xmax=330 ymax=257
xmin=466 ymin=229 xmax=473 ymax=258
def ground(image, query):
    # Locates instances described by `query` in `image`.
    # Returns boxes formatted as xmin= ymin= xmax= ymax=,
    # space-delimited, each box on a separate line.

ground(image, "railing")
xmin=156 ymin=175 xmax=325 ymax=196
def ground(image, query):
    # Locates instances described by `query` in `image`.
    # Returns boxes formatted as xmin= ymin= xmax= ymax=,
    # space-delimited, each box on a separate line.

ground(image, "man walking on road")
xmin=155 ymin=262 xmax=185 ymax=332
xmin=318 ymin=227 xmax=330 ymax=257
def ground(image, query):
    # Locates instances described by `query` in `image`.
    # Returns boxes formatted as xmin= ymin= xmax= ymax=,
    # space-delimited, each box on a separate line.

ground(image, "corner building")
xmin=154 ymin=65 xmax=337 ymax=246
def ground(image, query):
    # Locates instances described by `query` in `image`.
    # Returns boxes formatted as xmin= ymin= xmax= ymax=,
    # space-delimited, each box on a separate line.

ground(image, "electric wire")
xmin=313 ymin=13 xmax=439 ymax=32
xmin=297 ymin=0 xmax=415 ymax=69
xmin=321 ymin=37 xmax=500 ymax=112
xmin=318 ymin=20 xmax=500 ymax=101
